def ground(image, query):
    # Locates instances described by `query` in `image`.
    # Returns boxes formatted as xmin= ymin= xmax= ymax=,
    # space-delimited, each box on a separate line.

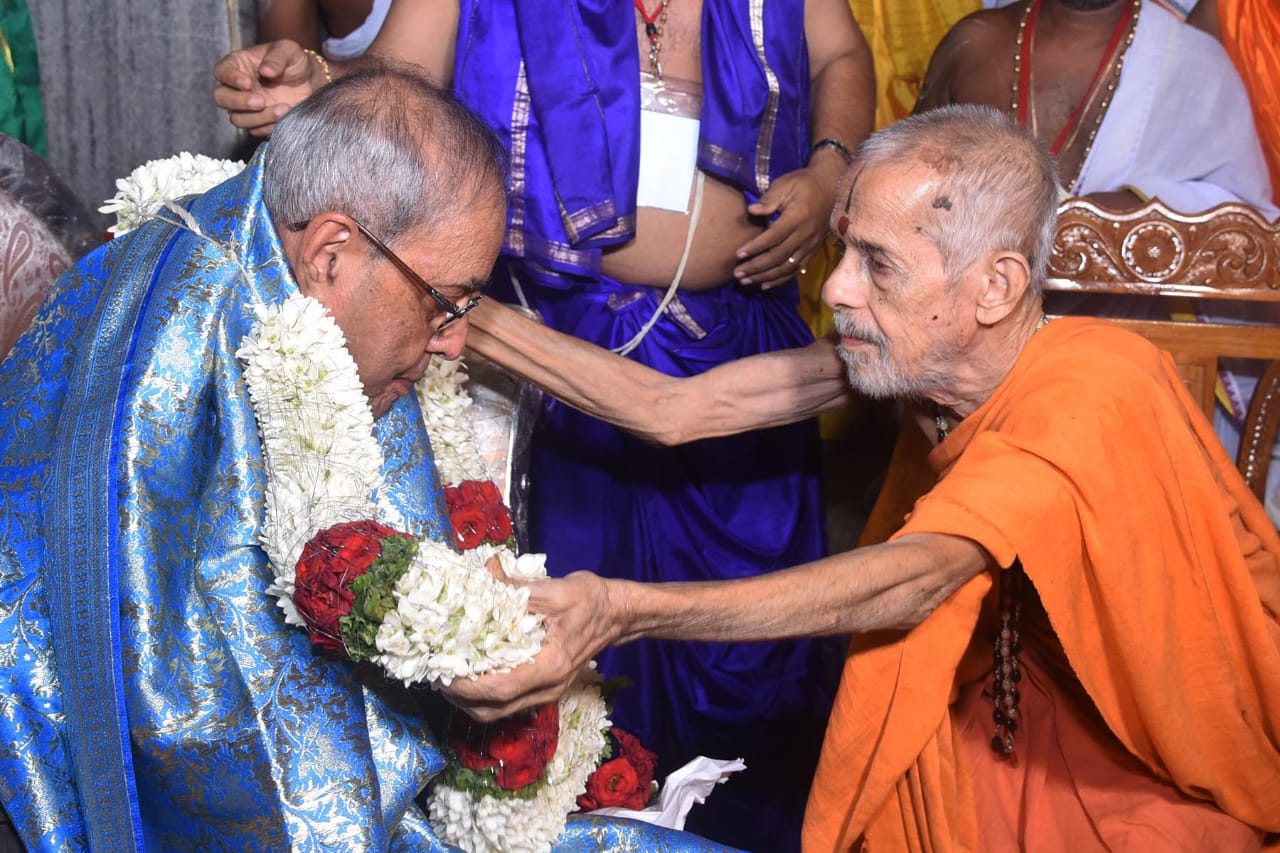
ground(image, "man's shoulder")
xmin=923 ymin=8 xmax=1021 ymax=109
xmin=1025 ymin=317 xmax=1173 ymax=400
xmin=1134 ymin=0 xmax=1243 ymax=81
xmin=935 ymin=8 xmax=1021 ymax=62
xmin=1038 ymin=316 xmax=1164 ymax=363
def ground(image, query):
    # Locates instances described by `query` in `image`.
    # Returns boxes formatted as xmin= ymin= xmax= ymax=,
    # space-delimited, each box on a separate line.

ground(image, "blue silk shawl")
xmin=0 ymin=152 xmax=735 ymax=853
xmin=453 ymin=0 xmax=811 ymax=280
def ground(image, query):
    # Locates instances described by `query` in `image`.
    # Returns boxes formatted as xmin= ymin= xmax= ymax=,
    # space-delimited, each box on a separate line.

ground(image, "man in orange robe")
xmin=455 ymin=104 xmax=1280 ymax=850
xmin=806 ymin=314 xmax=1280 ymax=850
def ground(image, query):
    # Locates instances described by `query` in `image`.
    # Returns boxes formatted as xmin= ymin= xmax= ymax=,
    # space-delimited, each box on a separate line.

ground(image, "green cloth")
xmin=0 ymin=0 xmax=45 ymax=157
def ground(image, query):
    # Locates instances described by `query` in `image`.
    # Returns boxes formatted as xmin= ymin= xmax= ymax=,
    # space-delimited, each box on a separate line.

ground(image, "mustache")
xmin=833 ymin=313 xmax=886 ymax=348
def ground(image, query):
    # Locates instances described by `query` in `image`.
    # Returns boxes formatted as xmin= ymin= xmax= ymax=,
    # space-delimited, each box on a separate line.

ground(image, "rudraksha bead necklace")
xmin=991 ymin=562 xmax=1026 ymax=759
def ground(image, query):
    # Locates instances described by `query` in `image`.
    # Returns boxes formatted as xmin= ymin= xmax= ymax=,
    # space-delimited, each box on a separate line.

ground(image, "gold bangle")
xmin=303 ymin=48 xmax=332 ymax=86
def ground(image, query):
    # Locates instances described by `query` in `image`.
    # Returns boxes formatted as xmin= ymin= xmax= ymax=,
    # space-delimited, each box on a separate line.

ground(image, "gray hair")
xmin=855 ymin=105 xmax=1059 ymax=294
xmin=262 ymin=60 xmax=508 ymax=245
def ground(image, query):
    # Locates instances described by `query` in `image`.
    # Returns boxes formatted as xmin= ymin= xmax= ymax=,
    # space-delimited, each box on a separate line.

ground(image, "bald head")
xmin=263 ymin=60 xmax=508 ymax=245
xmin=850 ymin=105 xmax=1059 ymax=295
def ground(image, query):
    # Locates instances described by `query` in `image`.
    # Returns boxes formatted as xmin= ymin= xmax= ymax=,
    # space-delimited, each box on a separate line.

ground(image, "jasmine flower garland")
xmin=238 ymin=293 xmax=547 ymax=685
xmin=99 ymin=152 xmax=246 ymax=236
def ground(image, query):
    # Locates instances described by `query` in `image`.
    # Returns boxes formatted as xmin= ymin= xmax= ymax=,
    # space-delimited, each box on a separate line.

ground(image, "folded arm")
xmin=445 ymin=532 xmax=991 ymax=719
xmin=735 ymin=0 xmax=876 ymax=286
xmin=464 ymin=299 xmax=854 ymax=445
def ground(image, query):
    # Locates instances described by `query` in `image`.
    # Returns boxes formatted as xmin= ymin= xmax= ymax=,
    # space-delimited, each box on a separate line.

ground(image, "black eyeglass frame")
xmin=350 ymin=217 xmax=483 ymax=332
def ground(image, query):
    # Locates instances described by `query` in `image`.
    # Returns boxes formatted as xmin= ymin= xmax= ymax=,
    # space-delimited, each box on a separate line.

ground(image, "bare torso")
xmin=602 ymin=0 xmax=770 ymax=290
xmin=918 ymin=0 xmax=1137 ymax=190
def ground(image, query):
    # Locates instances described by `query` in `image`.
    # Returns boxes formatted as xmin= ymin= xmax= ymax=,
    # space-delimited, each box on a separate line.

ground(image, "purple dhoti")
xmin=457 ymin=1 xmax=838 ymax=846
xmin=496 ymin=268 xmax=841 ymax=853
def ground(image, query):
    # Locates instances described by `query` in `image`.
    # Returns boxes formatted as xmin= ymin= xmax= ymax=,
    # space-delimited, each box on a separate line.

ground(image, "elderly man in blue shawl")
xmin=214 ymin=4 xmax=875 ymax=849
xmin=0 ymin=65 xmax=730 ymax=853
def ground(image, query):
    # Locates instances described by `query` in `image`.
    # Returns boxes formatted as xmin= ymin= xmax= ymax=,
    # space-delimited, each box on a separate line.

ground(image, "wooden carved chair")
xmin=1048 ymin=198 xmax=1280 ymax=419
xmin=857 ymin=198 xmax=1280 ymax=547
xmin=1239 ymin=356 xmax=1280 ymax=503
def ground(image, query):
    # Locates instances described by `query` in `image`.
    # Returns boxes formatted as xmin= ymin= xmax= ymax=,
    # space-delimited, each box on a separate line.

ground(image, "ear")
xmin=974 ymin=251 xmax=1031 ymax=326
xmin=287 ymin=213 xmax=359 ymax=298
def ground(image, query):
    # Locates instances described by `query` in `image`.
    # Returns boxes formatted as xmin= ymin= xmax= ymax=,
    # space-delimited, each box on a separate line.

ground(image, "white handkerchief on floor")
xmin=636 ymin=110 xmax=699 ymax=213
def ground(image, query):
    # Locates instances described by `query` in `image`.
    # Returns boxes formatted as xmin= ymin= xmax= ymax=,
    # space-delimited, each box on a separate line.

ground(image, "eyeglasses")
xmin=351 ymin=218 xmax=483 ymax=332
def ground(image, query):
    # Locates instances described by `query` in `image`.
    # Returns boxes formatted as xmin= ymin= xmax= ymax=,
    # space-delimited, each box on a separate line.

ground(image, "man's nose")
xmin=430 ymin=320 xmax=468 ymax=360
xmin=821 ymin=256 xmax=867 ymax=312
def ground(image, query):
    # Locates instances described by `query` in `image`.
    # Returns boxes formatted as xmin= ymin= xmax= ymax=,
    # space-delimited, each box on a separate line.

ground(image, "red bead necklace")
xmin=635 ymin=0 xmax=671 ymax=78
xmin=1014 ymin=0 xmax=1139 ymax=157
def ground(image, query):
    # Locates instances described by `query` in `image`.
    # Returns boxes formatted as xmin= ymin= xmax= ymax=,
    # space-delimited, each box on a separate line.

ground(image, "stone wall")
xmin=30 ymin=0 xmax=258 ymax=226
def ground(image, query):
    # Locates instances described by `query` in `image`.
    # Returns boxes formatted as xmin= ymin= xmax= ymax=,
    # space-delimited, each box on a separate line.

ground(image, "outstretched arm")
xmin=464 ymin=299 xmax=855 ymax=445
xmin=445 ymin=532 xmax=991 ymax=720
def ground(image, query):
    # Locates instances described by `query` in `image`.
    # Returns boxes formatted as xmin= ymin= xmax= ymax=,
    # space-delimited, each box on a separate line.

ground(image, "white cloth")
xmin=322 ymin=0 xmax=391 ymax=60
xmin=1074 ymin=2 xmax=1277 ymax=218
xmin=590 ymin=757 xmax=747 ymax=830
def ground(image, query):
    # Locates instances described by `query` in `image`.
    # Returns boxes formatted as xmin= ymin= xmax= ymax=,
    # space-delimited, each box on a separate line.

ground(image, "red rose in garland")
xmin=458 ymin=479 xmax=502 ymax=507
xmin=577 ymin=728 xmax=658 ymax=811
xmin=449 ymin=503 xmax=490 ymax=549
xmin=293 ymin=519 xmax=413 ymax=655
xmin=484 ymin=501 xmax=513 ymax=543
xmin=444 ymin=479 xmax=513 ymax=549
xmin=490 ymin=702 xmax=560 ymax=790
xmin=578 ymin=759 xmax=646 ymax=810
xmin=448 ymin=710 xmax=501 ymax=773
xmin=612 ymin=728 xmax=657 ymax=785
xmin=448 ymin=702 xmax=561 ymax=791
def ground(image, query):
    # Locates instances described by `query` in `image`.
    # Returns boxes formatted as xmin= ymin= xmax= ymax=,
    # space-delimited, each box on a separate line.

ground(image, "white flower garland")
xmin=417 ymin=361 xmax=612 ymax=852
xmin=238 ymin=293 xmax=547 ymax=686
xmin=417 ymin=356 xmax=489 ymax=486
xmin=237 ymin=295 xmax=385 ymax=627
xmin=99 ymin=152 xmax=246 ymax=236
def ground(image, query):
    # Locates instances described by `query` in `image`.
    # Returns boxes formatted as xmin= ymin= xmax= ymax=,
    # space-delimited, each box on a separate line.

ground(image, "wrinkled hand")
xmin=212 ymin=40 xmax=319 ymax=138
xmin=734 ymin=167 xmax=836 ymax=289
xmin=442 ymin=571 xmax=624 ymax=722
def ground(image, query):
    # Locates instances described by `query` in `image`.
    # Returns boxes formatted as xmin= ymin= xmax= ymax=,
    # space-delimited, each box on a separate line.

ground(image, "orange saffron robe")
xmin=803 ymin=318 xmax=1280 ymax=851
xmin=1218 ymin=0 xmax=1280 ymax=198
